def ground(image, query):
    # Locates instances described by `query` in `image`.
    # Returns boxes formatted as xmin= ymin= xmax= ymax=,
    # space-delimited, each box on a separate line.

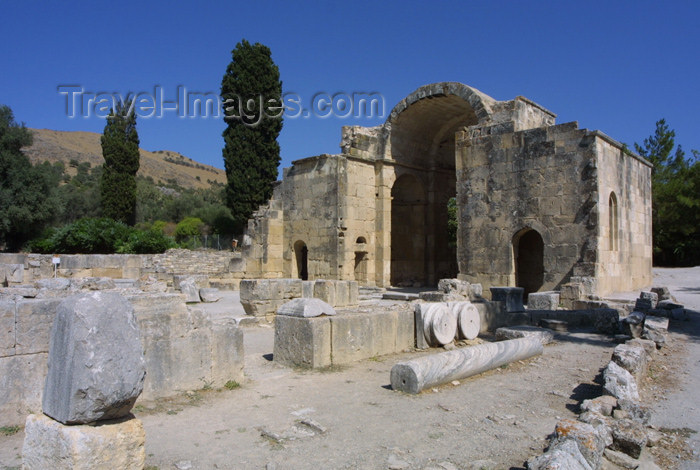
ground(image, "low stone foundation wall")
xmin=241 ymin=279 xmax=359 ymax=319
xmin=274 ymin=304 xmax=414 ymax=368
xmin=0 ymin=288 xmax=244 ymax=426
xmin=0 ymin=249 xmax=246 ymax=290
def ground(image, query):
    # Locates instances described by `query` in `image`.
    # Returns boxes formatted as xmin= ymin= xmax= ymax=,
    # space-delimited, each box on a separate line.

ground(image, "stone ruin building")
xmin=234 ymin=82 xmax=653 ymax=298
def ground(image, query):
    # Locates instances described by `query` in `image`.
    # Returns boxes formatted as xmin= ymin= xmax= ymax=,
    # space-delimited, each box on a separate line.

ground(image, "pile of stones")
xmin=527 ymin=292 xmax=682 ymax=469
xmin=22 ymin=292 xmax=147 ymax=469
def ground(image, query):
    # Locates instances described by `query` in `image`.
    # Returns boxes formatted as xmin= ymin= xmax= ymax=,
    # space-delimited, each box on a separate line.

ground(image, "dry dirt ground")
xmin=1 ymin=267 xmax=699 ymax=470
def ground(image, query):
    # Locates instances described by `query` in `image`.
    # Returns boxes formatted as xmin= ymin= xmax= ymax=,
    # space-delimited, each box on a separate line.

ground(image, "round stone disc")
xmin=456 ymin=302 xmax=480 ymax=340
xmin=430 ymin=307 xmax=457 ymax=345
xmin=422 ymin=304 xmax=438 ymax=346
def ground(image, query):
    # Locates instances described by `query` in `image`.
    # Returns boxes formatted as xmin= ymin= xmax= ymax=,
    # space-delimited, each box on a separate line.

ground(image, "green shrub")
xmin=174 ymin=217 xmax=204 ymax=242
xmin=29 ymin=218 xmax=132 ymax=254
xmin=151 ymin=220 xmax=168 ymax=234
xmin=117 ymin=229 xmax=175 ymax=254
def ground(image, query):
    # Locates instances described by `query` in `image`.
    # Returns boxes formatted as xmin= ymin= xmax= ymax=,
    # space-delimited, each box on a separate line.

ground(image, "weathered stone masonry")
xmin=0 ymin=82 xmax=652 ymax=299
xmin=236 ymin=82 xmax=652 ymax=297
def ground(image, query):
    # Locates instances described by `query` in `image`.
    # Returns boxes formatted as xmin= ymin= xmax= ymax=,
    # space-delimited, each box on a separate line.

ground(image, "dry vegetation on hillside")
xmin=22 ymin=128 xmax=226 ymax=190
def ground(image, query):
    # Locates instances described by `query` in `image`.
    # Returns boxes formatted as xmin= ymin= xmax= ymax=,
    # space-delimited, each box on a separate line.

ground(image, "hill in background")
xmin=22 ymin=128 xmax=226 ymax=190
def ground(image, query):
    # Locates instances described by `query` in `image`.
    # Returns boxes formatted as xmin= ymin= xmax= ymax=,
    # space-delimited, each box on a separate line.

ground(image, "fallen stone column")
xmin=390 ymin=337 xmax=543 ymax=394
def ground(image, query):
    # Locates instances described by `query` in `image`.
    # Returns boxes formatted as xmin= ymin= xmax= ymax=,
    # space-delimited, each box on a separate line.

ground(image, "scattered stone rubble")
xmin=526 ymin=290 xmax=685 ymax=470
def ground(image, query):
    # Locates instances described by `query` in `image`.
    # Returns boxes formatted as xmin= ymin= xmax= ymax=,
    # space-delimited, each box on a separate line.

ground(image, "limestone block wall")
xmin=278 ymin=155 xmax=342 ymax=279
xmin=337 ymin=158 xmax=378 ymax=284
xmin=594 ymin=134 xmax=653 ymax=295
xmin=456 ymin=121 xmax=599 ymax=295
xmin=0 ymin=254 xmax=144 ymax=284
xmin=0 ymin=250 xmax=248 ymax=289
xmin=0 ymin=291 xmax=244 ymax=426
xmin=239 ymin=278 xmax=359 ymax=318
xmin=238 ymin=199 xmax=285 ymax=279
xmin=490 ymin=97 xmax=556 ymax=132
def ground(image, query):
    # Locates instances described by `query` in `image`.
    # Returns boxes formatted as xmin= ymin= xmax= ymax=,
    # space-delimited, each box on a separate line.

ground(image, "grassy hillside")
xmin=22 ymin=128 xmax=226 ymax=190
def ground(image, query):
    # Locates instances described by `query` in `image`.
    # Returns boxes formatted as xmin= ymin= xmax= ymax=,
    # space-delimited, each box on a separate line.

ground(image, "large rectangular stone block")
xmin=473 ymin=300 xmax=532 ymax=332
xmin=302 ymin=281 xmax=314 ymax=298
xmin=130 ymin=296 xmax=211 ymax=399
xmin=368 ymin=310 xmax=398 ymax=357
xmin=0 ymin=300 xmax=15 ymax=357
xmin=273 ymin=315 xmax=331 ymax=368
xmin=313 ymin=280 xmax=336 ymax=306
xmin=0 ymin=353 xmax=48 ymax=426
xmin=210 ymin=318 xmax=245 ymax=385
xmin=330 ymin=313 xmax=372 ymax=364
xmin=489 ymin=287 xmax=524 ymax=312
xmin=173 ymin=274 xmax=210 ymax=290
xmin=22 ymin=413 xmax=145 ymax=470
xmin=240 ymin=279 xmax=302 ymax=316
xmin=57 ymin=255 xmax=88 ymax=270
xmin=3 ymin=263 xmax=24 ymax=283
xmin=347 ymin=280 xmax=359 ymax=306
xmin=15 ymin=299 xmax=62 ymax=355
xmin=335 ymin=281 xmax=349 ymax=307
xmin=560 ymin=283 xmax=583 ymax=309
xmin=396 ymin=306 xmax=415 ymax=352
xmin=527 ymin=291 xmax=560 ymax=310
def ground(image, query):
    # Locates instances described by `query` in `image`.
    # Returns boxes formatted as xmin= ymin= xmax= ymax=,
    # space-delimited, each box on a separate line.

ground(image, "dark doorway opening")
xmin=391 ymin=174 xmax=426 ymax=286
xmin=514 ymin=229 xmax=544 ymax=298
xmin=294 ymin=240 xmax=308 ymax=280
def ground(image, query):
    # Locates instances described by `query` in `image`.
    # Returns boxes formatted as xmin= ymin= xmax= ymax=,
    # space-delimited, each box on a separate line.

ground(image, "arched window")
xmin=609 ymin=192 xmax=618 ymax=251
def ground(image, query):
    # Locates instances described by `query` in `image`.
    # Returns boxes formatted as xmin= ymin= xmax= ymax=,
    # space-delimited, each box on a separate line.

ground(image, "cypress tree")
xmin=100 ymin=100 xmax=140 ymax=225
xmin=221 ymin=39 xmax=283 ymax=233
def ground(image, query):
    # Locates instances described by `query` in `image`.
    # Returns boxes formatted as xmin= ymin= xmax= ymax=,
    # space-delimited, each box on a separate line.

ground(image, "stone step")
xmin=382 ymin=292 xmax=419 ymax=301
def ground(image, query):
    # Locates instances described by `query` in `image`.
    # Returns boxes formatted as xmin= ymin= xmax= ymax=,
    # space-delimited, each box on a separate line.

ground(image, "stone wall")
xmin=0 ymin=289 xmax=243 ymax=426
xmin=0 ymin=249 xmax=246 ymax=289
xmin=0 ymin=82 xmax=653 ymax=299
xmin=456 ymin=122 xmax=599 ymax=295
xmin=337 ymin=158 xmax=378 ymax=285
xmin=594 ymin=134 xmax=653 ymax=295
xmin=279 ymin=155 xmax=341 ymax=279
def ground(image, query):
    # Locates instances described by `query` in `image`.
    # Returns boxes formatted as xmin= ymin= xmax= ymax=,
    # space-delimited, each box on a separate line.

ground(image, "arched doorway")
xmin=293 ymin=240 xmax=308 ymax=280
xmin=385 ymin=84 xmax=486 ymax=286
xmin=513 ymin=229 xmax=544 ymax=298
xmin=391 ymin=174 xmax=426 ymax=286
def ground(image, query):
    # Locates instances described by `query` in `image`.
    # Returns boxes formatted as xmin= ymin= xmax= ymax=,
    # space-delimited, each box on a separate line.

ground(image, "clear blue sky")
xmin=2 ymin=1 xmax=699 ymax=173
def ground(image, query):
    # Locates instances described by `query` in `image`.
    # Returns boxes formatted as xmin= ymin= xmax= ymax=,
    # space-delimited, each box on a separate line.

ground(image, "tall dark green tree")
xmin=635 ymin=119 xmax=700 ymax=266
xmin=101 ymin=100 xmax=140 ymax=225
xmin=0 ymin=105 xmax=60 ymax=251
xmin=221 ymin=39 xmax=283 ymax=233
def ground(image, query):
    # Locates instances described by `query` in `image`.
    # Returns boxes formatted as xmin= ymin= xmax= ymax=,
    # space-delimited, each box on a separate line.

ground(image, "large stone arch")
xmin=382 ymin=83 xmax=493 ymax=286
